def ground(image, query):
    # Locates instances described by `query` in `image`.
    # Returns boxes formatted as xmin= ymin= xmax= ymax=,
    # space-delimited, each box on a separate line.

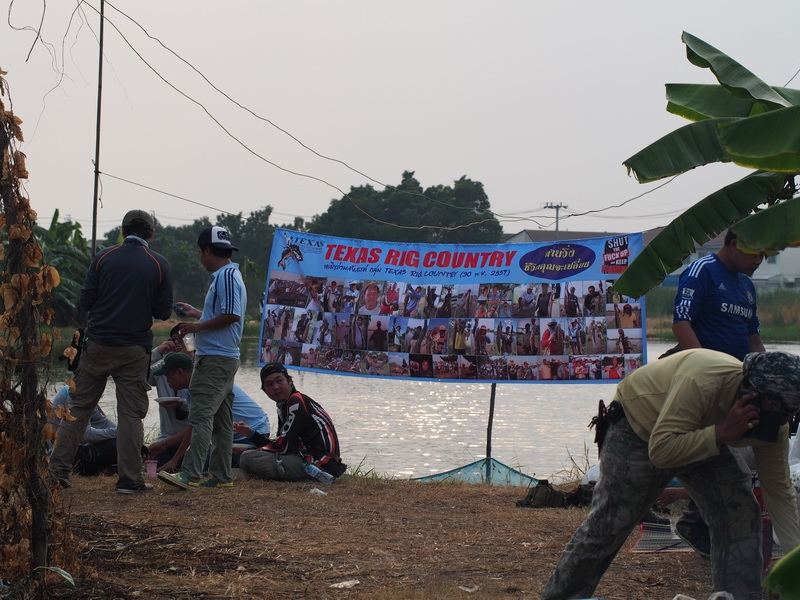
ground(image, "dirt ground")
xmin=50 ymin=475 xmax=712 ymax=600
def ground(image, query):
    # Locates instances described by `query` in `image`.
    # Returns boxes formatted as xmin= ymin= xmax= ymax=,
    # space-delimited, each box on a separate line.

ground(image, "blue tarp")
xmin=412 ymin=458 xmax=538 ymax=487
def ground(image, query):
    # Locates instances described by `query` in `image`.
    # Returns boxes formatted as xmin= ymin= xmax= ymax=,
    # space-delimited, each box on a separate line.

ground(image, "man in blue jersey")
xmin=670 ymin=229 xmax=766 ymax=556
xmin=673 ymin=229 xmax=765 ymax=360
xmin=159 ymin=226 xmax=247 ymax=490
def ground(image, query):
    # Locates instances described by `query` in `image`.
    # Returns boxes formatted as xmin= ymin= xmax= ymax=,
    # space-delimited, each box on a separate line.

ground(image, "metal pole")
xmin=543 ymin=202 xmax=568 ymax=236
xmin=485 ymin=382 xmax=496 ymax=483
xmin=90 ymin=0 xmax=106 ymax=256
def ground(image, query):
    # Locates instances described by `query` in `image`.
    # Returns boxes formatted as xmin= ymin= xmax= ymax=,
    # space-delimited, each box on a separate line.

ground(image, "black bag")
xmin=564 ymin=482 xmax=595 ymax=507
xmin=516 ymin=480 xmax=566 ymax=508
xmin=74 ymin=439 xmax=117 ymax=476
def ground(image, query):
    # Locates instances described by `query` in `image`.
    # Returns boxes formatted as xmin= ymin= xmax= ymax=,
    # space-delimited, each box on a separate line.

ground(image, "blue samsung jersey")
xmin=673 ymin=254 xmax=759 ymax=360
xmin=196 ymin=263 xmax=247 ymax=358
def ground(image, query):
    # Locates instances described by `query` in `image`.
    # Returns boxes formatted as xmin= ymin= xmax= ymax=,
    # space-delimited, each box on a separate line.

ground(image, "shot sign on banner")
xmin=258 ymin=229 xmax=647 ymax=383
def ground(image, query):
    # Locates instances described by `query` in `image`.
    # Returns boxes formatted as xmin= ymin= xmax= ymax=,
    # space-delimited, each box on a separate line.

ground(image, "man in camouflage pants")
xmin=541 ymin=349 xmax=800 ymax=600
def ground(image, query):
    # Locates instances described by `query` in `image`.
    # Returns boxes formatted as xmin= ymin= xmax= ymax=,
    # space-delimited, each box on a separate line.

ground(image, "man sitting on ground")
xmin=148 ymin=334 xmax=192 ymax=468
xmin=238 ymin=363 xmax=346 ymax=482
xmin=148 ymin=353 xmax=270 ymax=477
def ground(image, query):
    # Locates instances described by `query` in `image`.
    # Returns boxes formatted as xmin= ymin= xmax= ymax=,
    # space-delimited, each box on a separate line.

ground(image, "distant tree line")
xmin=44 ymin=171 xmax=504 ymax=325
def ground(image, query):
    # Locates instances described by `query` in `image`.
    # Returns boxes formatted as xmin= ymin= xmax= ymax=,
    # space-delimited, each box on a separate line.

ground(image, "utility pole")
xmin=90 ymin=0 xmax=106 ymax=256
xmin=543 ymin=202 xmax=568 ymax=233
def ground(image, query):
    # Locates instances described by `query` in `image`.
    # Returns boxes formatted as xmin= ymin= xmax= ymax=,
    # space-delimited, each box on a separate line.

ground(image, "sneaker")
xmin=55 ymin=476 xmax=72 ymax=489
xmin=200 ymin=478 xmax=234 ymax=489
xmin=116 ymin=482 xmax=153 ymax=495
xmin=158 ymin=471 xmax=199 ymax=490
xmin=675 ymin=518 xmax=711 ymax=559
xmin=641 ymin=510 xmax=670 ymax=527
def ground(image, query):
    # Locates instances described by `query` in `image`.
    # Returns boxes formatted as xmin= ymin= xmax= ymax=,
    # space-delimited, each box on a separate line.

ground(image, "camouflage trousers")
xmin=541 ymin=415 xmax=762 ymax=600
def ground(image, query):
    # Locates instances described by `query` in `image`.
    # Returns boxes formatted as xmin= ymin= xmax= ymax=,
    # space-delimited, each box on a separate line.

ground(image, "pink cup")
xmin=145 ymin=459 xmax=158 ymax=478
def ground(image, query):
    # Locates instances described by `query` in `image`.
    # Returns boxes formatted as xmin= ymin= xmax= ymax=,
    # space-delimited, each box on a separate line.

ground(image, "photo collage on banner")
xmin=259 ymin=231 xmax=646 ymax=384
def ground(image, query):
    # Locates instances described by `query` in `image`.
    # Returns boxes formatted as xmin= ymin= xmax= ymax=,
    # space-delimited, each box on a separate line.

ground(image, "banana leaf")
xmin=764 ymin=543 xmax=800 ymax=600
xmin=682 ymin=32 xmax=790 ymax=108
xmin=732 ymin=196 xmax=800 ymax=253
xmin=719 ymin=105 xmax=800 ymax=172
xmin=666 ymin=84 xmax=772 ymax=121
xmin=614 ymin=172 xmax=789 ymax=298
xmin=623 ymin=118 xmax=737 ymax=183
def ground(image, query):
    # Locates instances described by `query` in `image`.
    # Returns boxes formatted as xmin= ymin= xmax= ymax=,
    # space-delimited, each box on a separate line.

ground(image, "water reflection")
xmin=51 ymin=340 xmax=800 ymax=479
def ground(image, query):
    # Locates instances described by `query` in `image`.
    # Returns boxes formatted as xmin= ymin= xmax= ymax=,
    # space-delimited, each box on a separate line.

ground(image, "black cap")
xmin=153 ymin=352 xmax=194 ymax=376
xmin=260 ymin=362 xmax=288 ymax=381
xmin=197 ymin=226 xmax=238 ymax=251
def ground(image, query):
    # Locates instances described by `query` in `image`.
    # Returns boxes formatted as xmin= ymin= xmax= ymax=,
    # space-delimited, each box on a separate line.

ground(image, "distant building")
xmin=507 ymin=228 xmax=800 ymax=289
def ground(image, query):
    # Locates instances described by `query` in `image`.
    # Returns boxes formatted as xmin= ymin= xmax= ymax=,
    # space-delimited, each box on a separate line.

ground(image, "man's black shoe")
xmin=116 ymin=482 xmax=153 ymax=495
xmin=675 ymin=519 xmax=711 ymax=559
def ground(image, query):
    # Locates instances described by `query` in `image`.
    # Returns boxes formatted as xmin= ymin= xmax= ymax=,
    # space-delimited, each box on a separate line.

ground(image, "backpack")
xmin=516 ymin=480 xmax=566 ymax=508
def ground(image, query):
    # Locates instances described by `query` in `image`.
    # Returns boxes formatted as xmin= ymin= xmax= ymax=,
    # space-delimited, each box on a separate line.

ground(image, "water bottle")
xmin=304 ymin=463 xmax=335 ymax=484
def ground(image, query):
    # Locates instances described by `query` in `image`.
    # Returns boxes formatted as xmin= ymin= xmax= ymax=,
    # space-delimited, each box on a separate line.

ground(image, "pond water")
xmin=49 ymin=340 xmax=800 ymax=480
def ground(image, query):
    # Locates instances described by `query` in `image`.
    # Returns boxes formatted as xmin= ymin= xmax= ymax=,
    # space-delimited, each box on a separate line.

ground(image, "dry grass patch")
xmin=48 ymin=475 xmax=712 ymax=599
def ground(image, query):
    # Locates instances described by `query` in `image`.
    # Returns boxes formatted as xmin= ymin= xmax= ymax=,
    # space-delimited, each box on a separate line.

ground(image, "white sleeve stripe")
xmin=688 ymin=255 xmax=715 ymax=278
xmin=219 ymin=268 xmax=242 ymax=314
xmin=674 ymin=298 xmax=693 ymax=321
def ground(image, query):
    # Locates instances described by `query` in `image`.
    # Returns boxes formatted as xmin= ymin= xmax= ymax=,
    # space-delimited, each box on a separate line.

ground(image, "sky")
xmin=1 ymin=1 xmax=798 ymax=242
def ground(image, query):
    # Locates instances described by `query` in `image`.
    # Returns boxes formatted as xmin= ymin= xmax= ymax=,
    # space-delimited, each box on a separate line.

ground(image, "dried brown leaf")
xmin=53 ymin=404 xmax=76 ymax=422
xmin=1 ymin=283 xmax=18 ymax=311
xmin=41 ymin=265 xmax=60 ymax=291
xmin=10 ymin=273 xmax=29 ymax=293
xmin=39 ymin=332 xmax=52 ymax=357
xmin=8 ymin=224 xmax=31 ymax=241
xmin=41 ymin=307 xmax=55 ymax=325
xmin=23 ymin=243 xmax=42 ymax=268
xmin=12 ymin=150 xmax=27 ymax=179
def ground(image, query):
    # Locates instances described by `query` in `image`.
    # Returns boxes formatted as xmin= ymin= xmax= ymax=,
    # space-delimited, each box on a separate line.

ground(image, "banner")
xmin=258 ymin=229 xmax=647 ymax=383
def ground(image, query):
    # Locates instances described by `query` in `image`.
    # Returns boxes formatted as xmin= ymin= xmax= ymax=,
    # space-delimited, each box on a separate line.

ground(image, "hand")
xmin=157 ymin=399 xmax=182 ymax=409
xmin=175 ymin=302 xmax=201 ymax=319
xmin=178 ymin=321 xmax=201 ymax=335
xmin=715 ymin=391 xmax=760 ymax=445
xmin=159 ymin=459 xmax=179 ymax=473
xmin=232 ymin=421 xmax=253 ymax=437
xmin=156 ymin=339 xmax=178 ymax=354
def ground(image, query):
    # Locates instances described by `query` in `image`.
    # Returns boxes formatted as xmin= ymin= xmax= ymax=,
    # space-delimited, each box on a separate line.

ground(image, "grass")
xmin=50 ymin=474 xmax=714 ymax=599
xmin=645 ymin=285 xmax=800 ymax=343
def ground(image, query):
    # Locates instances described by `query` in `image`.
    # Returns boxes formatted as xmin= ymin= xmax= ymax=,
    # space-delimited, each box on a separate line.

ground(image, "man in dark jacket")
xmin=50 ymin=210 xmax=173 ymax=494
xmin=237 ymin=363 xmax=346 ymax=481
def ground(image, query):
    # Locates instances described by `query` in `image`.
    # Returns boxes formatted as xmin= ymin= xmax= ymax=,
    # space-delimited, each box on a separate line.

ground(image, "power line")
xmin=19 ymin=3 xmax=682 ymax=234
xmin=103 ymin=0 xmax=388 ymax=190
xmin=560 ymin=175 xmax=680 ymax=221
xmin=99 ymin=171 xmax=239 ymax=216
xmin=83 ymin=2 xmax=556 ymax=230
xmin=785 ymin=64 xmax=800 ymax=87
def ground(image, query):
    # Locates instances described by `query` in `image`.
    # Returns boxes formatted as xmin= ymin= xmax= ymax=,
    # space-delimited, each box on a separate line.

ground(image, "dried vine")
xmin=0 ymin=67 xmax=77 ymax=597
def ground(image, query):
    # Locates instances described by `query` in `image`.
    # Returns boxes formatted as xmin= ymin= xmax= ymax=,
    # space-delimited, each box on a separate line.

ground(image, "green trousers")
xmin=49 ymin=341 xmax=150 ymax=489
xmin=181 ymin=355 xmax=239 ymax=483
